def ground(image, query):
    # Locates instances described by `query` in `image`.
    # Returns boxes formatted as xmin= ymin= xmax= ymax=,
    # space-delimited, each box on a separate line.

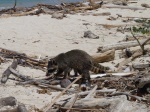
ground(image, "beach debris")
xmin=0 ymin=1 xmax=150 ymax=111
xmin=60 ymin=79 xmax=72 ymax=88
xmin=112 ymin=1 xmax=127 ymax=6
xmin=92 ymin=12 xmax=111 ymax=16
xmin=0 ymin=96 xmax=27 ymax=112
xmin=51 ymin=12 xmax=66 ymax=19
xmin=83 ymin=30 xmax=99 ymax=39
xmin=141 ymin=3 xmax=150 ymax=8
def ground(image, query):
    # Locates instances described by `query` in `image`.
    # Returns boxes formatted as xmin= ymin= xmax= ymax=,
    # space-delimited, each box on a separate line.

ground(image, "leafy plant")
xmin=132 ymin=19 xmax=150 ymax=34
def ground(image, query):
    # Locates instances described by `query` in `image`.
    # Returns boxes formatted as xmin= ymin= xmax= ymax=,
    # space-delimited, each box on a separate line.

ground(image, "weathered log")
xmin=97 ymin=38 xmax=150 ymax=52
xmin=1 ymin=59 xmax=18 ymax=83
xmin=66 ymin=98 xmax=110 ymax=109
xmin=84 ymin=85 xmax=97 ymax=99
xmin=0 ymin=96 xmax=17 ymax=108
xmin=102 ymin=5 xmax=146 ymax=10
xmin=66 ymin=94 xmax=78 ymax=112
xmin=92 ymin=49 xmax=115 ymax=63
xmin=109 ymin=92 xmax=147 ymax=102
xmin=41 ymin=76 xmax=81 ymax=112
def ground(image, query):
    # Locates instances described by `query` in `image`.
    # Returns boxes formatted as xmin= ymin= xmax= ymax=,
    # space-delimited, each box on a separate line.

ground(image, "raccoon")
xmin=46 ymin=49 xmax=109 ymax=84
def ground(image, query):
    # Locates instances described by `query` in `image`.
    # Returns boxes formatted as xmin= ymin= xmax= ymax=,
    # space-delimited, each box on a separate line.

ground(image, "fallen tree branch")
xmin=78 ymin=89 xmax=116 ymax=96
xmin=97 ymin=38 xmax=150 ymax=52
xmin=109 ymin=92 xmax=147 ymax=102
xmin=102 ymin=5 xmax=146 ymax=10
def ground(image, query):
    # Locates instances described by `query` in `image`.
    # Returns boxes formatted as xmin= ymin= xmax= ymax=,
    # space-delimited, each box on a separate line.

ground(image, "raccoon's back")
xmin=65 ymin=49 xmax=93 ymax=70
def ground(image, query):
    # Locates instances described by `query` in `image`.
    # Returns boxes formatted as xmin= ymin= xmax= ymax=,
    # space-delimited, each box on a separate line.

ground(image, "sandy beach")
xmin=0 ymin=0 xmax=150 ymax=111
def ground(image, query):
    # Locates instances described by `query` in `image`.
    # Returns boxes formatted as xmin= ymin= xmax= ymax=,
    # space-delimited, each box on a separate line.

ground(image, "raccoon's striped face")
xmin=46 ymin=59 xmax=58 ymax=76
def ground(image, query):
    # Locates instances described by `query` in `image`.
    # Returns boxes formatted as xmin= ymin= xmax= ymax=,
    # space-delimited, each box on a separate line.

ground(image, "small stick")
xmin=84 ymin=85 xmax=97 ymax=99
xmin=131 ymin=30 xmax=145 ymax=54
xmin=41 ymin=76 xmax=81 ymax=112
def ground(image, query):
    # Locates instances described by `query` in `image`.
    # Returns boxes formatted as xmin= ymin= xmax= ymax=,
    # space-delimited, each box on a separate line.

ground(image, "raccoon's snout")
xmin=46 ymin=68 xmax=56 ymax=76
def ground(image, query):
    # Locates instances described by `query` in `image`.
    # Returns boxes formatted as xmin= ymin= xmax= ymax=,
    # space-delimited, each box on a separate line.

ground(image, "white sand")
xmin=0 ymin=0 xmax=150 ymax=111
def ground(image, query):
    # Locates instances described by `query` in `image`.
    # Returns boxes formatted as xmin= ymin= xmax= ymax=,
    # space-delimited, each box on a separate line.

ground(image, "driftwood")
xmin=78 ymin=89 xmax=116 ymax=96
xmin=9 ymin=67 xmax=31 ymax=81
xmin=97 ymin=38 xmax=150 ymax=52
xmin=0 ymin=96 xmax=16 ymax=108
xmin=1 ymin=59 xmax=18 ymax=83
xmin=84 ymin=85 xmax=97 ymax=99
xmin=117 ymin=50 xmax=143 ymax=72
xmin=109 ymin=92 xmax=147 ymax=102
xmin=65 ymin=94 xmax=78 ymax=112
xmin=0 ymin=47 xmax=47 ymax=71
xmin=102 ymin=5 xmax=146 ymax=10
xmin=132 ymin=63 xmax=150 ymax=69
xmin=92 ymin=49 xmax=115 ymax=63
xmin=65 ymin=98 xmax=110 ymax=109
xmin=41 ymin=76 xmax=81 ymax=112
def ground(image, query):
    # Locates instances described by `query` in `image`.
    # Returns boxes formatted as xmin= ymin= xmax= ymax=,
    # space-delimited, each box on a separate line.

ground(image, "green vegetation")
xmin=132 ymin=19 xmax=150 ymax=34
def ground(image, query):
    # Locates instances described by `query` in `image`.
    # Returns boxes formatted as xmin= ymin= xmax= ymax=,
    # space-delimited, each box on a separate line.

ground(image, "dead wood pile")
xmin=0 ymin=33 xmax=150 ymax=111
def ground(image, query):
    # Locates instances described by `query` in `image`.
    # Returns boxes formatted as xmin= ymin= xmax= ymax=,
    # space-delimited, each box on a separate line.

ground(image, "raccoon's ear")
xmin=49 ymin=59 xmax=57 ymax=65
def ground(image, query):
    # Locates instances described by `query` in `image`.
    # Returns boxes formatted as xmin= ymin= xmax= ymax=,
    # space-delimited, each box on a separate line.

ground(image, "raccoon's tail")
xmin=90 ymin=63 xmax=110 ymax=73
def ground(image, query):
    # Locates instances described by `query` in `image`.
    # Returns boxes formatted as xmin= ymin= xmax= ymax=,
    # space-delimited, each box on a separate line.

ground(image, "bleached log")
xmin=41 ymin=76 xmax=81 ymax=112
xmin=65 ymin=94 xmax=78 ymax=112
xmin=84 ymin=85 xmax=97 ymax=99
xmin=92 ymin=49 xmax=115 ymax=63
xmin=67 ymin=98 xmax=110 ymax=109
xmin=102 ymin=5 xmax=146 ymax=10
xmin=97 ymin=38 xmax=150 ymax=52
xmin=90 ymin=72 xmax=135 ymax=78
